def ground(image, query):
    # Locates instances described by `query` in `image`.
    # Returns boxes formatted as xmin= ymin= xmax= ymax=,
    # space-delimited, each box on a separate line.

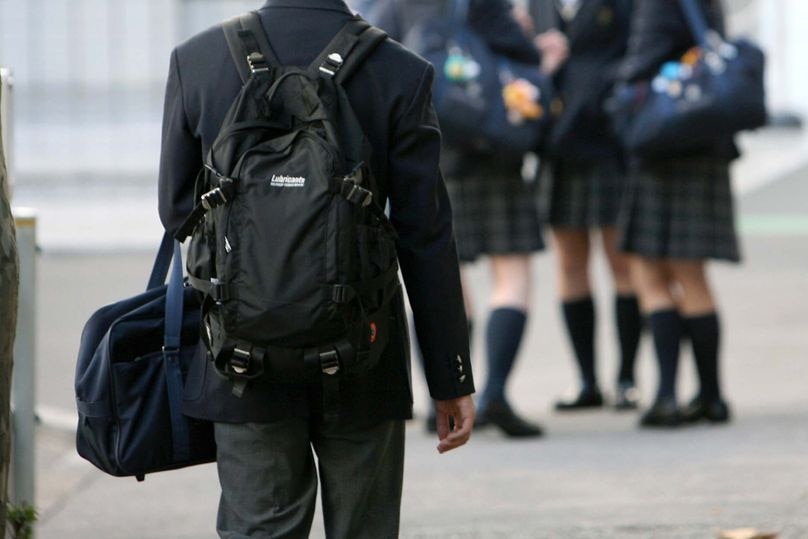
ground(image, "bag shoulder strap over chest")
xmin=677 ymin=0 xmax=709 ymax=47
xmin=222 ymin=11 xmax=387 ymax=86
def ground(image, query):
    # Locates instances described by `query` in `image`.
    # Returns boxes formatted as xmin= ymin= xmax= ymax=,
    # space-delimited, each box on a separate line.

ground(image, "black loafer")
xmin=681 ymin=396 xmax=731 ymax=424
xmin=639 ymin=399 xmax=681 ymax=428
xmin=554 ymin=387 xmax=604 ymax=411
xmin=477 ymin=401 xmax=543 ymax=438
xmin=614 ymin=382 xmax=640 ymax=411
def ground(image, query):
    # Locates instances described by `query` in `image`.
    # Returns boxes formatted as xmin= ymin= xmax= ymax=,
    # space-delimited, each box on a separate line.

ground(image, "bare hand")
xmin=434 ymin=395 xmax=475 ymax=454
xmin=535 ymin=29 xmax=570 ymax=75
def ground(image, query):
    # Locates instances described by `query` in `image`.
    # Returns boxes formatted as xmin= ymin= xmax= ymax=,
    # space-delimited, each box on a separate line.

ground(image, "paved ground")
xmin=8 ymin=127 xmax=808 ymax=538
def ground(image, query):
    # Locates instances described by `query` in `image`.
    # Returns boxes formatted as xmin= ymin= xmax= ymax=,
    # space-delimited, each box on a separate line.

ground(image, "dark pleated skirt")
xmin=617 ymin=157 xmax=741 ymax=262
xmin=446 ymin=161 xmax=545 ymax=263
xmin=539 ymin=157 xmax=626 ymax=228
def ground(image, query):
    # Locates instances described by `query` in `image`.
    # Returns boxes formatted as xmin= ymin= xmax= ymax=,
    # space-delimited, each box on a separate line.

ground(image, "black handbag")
xmin=609 ymin=0 xmax=766 ymax=159
xmin=402 ymin=0 xmax=554 ymax=155
xmin=74 ymin=234 xmax=216 ymax=481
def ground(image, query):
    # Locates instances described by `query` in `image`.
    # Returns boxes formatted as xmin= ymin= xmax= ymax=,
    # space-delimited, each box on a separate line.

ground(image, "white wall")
xmin=754 ymin=0 xmax=808 ymax=116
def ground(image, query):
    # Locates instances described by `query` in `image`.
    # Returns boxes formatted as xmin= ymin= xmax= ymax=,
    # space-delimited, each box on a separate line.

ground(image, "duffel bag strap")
xmin=162 ymin=240 xmax=191 ymax=463
xmin=147 ymin=232 xmax=174 ymax=291
xmin=677 ymin=0 xmax=711 ymax=49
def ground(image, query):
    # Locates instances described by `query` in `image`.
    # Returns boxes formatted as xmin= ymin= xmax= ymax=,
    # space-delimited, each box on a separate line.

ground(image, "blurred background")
xmin=1 ymin=1 xmax=807 ymax=537
xmin=0 ymin=1 xmax=807 ymax=247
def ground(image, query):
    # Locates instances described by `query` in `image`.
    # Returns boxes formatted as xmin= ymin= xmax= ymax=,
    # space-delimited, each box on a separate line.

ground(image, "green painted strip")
xmin=740 ymin=214 xmax=808 ymax=236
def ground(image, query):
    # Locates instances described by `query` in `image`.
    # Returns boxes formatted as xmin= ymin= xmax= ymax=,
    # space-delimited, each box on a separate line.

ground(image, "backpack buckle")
xmin=247 ymin=52 xmax=270 ymax=74
xmin=201 ymin=187 xmax=228 ymax=211
xmin=201 ymin=176 xmax=234 ymax=211
xmin=331 ymin=284 xmax=356 ymax=304
xmin=319 ymin=349 xmax=340 ymax=376
xmin=319 ymin=53 xmax=344 ymax=77
xmin=342 ymin=180 xmax=373 ymax=207
xmin=230 ymin=347 xmax=251 ymax=374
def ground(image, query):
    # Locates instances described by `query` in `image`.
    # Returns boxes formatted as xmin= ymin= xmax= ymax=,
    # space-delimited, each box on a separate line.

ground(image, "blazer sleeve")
xmin=158 ymin=48 xmax=203 ymax=236
xmin=471 ymin=0 xmax=541 ymax=64
xmin=387 ymin=63 xmax=475 ymax=401
xmin=618 ymin=0 xmax=692 ymax=83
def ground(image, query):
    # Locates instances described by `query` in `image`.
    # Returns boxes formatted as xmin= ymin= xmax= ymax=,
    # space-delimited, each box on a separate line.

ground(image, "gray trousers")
xmin=214 ymin=417 xmax=405 ymax=538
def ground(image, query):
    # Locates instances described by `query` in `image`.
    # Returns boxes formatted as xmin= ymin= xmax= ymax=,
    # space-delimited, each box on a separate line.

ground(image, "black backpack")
xmin=174 ymin=12 xmax=399 ymax=398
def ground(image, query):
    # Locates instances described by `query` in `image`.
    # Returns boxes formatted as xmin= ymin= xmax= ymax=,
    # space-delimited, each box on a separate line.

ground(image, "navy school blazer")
xmin=529 ymin=0 xmax=633 ymax=162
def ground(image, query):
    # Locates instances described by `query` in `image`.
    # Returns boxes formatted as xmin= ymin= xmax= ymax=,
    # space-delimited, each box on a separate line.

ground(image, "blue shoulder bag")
xmin=75 ymin=234 xmax=215 ymax=481
xmin=402 ymin=0 xmax=554 ymax=155
xmin=609 ymin=0 xmax=767 ymax=159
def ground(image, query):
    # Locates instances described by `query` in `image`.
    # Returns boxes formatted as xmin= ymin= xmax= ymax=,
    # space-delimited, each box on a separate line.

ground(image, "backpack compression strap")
xmin=222 ymin=11 xmax=281 ymax=84
xmin=308 ymin=17 xmax=388 ymax=85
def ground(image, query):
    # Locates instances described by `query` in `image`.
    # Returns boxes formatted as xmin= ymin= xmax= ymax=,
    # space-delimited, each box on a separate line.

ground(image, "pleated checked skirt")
xmin=617 ymin=156 xmax=741 ymax=262
xmin=538 ymin=157 xmax=626 ymax=228
xmin=445 ymin=160 xmax=545 ymax=263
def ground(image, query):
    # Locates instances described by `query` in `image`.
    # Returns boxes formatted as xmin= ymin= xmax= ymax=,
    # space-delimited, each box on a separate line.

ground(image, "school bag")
xmin=174 ymin=13 xmax=399 ymax=398
xmin=608 ymin=0 xmax=766 ymax=159
xmin=400 ymin=0 xmax=554 ymax=155
xmin=75 ymin=235 xmax=216 ymax=481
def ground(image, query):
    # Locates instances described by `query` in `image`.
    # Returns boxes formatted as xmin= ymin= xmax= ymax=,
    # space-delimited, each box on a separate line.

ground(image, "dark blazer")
xmin=158 ymin=0 xmax=474 ymax=425
xmin=368 ymin=0 xmax=541 ymax=178
xmin=617 ymin=0 xmax=738 ymax=161
xmin=530 ymin=0 xmax=632 ymax=161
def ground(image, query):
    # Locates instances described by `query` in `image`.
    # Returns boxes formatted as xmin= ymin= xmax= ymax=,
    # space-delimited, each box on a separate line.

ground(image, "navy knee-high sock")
xmin=648 ymin=309 xmax=683 ymax=403
xmin=479 ymin=308 xmax=527 ymax=409
xmin=616 ymin=295 xmax=642 ymax=385
xmin=682 ymin=312 xmax=722 ymax=401
xmin=562 ymin=297 xmax=597 ymax=390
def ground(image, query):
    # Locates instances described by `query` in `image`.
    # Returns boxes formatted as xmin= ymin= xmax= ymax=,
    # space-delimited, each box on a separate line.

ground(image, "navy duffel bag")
xmin=403 ymin=0 xmax=553 ymax=155
xmin=609 ymin=0 xmax=767 ymax=159
xmin=75 ymin=234 xmax=215 ymax=481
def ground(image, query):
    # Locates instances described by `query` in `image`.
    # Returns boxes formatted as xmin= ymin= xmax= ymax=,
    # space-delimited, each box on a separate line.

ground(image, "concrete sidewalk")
xmin=16 ymin=130 xmax=808 ymax=538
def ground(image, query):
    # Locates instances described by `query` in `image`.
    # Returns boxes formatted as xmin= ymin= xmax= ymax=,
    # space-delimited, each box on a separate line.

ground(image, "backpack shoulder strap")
xmin=308 ymin=17 xmax=388 ymax=85
xmin=222 ymin=11 xmax=282 ymax=84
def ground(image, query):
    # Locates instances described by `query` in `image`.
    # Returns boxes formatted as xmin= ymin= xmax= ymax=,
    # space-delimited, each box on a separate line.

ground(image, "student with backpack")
xmin=158 ymin=1 xmax=475 ymax=536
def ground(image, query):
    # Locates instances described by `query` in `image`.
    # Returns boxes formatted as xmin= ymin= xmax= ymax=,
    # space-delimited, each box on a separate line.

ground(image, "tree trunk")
xmin=0 ymin=81 xmax=20 ymax=538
